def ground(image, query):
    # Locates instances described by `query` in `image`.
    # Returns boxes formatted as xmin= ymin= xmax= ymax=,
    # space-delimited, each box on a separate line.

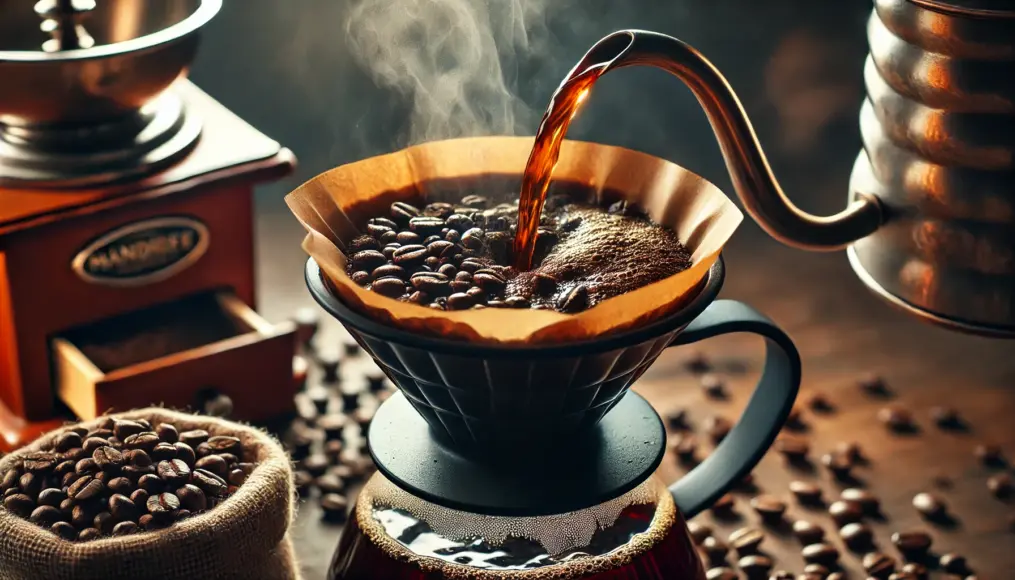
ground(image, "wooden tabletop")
xmin=255 ymin=204 xmax=1015 ymax=578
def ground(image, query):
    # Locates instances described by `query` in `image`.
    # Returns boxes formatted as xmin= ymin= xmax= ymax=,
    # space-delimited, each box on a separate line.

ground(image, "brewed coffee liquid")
xmin=328 ymin=479 xmax=704 ymax=580
xmin=513 ymin=64 xmax=607 ymax=271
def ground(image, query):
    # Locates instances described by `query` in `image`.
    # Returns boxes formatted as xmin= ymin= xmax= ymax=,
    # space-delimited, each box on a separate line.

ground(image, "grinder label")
xmin=72 ymin=216 xmax=210 ymax=287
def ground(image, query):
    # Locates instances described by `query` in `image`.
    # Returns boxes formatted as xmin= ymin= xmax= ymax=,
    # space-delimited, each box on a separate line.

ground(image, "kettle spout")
xmin=583 ymin=30 xmax=884 ymax=251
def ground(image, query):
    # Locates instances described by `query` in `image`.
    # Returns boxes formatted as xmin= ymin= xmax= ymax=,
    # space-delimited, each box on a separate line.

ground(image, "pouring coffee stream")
xmin=513 ymin=29 xmax=885 ymax=272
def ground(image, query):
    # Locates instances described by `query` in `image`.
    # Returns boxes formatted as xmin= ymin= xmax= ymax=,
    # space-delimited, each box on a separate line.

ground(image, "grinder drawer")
xmin=52 ymin=291 xmax=296 ymax=421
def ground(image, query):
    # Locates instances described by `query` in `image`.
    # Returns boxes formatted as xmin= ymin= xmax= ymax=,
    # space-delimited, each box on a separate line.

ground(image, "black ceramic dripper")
xmin=307 ymin=256 xmax=801 ymax=519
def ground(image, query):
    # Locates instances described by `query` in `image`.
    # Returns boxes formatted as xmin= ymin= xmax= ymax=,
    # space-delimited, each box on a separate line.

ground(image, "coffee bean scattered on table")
xmin=750 ymin=495 xmax=787 ymax=522
xmin=839 ymin=522 xmax=874 ymax=551
xmin=801 ymin=542 xmax=839 ymax=566
xmin=774 ymin=437 xmax=809 ymax=463
xmin=728 ymin=527 xmax=765 ymax=555
xmin=891 ymin=530 xmax=932 ymax=559
xmin=704 ymin=416 xmax=732 ymax=445
xmin=840 ymin=488 xmax=879 ymax=514
xmin=858 ymin=373 xmax=889 ymax=396
xmin=789 ymin=481 xmax=823 ymax=505
xmin=862 ymin=551 xmax=896 ymax=578
xmin=987 ymin=473 xmax=1013 ymax=498
xmin=687 ymin=521 xmax=712 ymax=545
xmin=792 ymin=519 xmax=825 ymax=544
xmin=974 ymin=443 xmax=1004 ymax=467
xmin=828 ymin=499 xmax=863 ymax=525
xmin=705 ymin=567 xmax=737 ymax=580
xmin=911 ymin=492 xmax=947 ymax=520
xmin=878 ymin=405 xmax=915 ymax=432
xmin=0 ymin=418 xmax=249 ymax=541
xmin=701 ymin=535 xmax=729 ymax=565
xmin=700 ymin=374 xmax=727 ymax=399
xmin=820 ymin=452 xmax=853 ymax=480
xmin=738 ymin=554 xmax=773 ymax=578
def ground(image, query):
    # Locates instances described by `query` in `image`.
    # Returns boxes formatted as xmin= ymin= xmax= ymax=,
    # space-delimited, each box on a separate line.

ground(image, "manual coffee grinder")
xmin=0 ymin=0 xmax=297 ymax=451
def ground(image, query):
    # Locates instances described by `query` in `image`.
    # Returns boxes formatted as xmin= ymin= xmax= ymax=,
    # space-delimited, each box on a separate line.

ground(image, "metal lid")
xmin=908 ymin=0 xmax=1015 ymax=17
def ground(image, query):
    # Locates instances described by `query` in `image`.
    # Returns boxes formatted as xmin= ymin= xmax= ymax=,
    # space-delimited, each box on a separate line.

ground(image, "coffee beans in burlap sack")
xmin=0 ymin=408 xmax=299 ymax=580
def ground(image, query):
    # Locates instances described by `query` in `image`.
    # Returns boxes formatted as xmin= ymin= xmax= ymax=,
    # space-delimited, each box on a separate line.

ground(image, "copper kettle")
xmin=578 ymin=0 xmax=1015 ymax=338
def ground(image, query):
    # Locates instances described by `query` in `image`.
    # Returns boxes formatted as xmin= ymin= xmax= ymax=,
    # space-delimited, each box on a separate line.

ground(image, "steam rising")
xmin=345 ymin=0 xmax=554 ymax=144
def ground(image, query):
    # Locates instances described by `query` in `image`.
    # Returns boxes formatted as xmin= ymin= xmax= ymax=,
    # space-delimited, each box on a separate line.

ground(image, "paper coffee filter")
xmin=286 ymin=136 xmax=742 ymax=345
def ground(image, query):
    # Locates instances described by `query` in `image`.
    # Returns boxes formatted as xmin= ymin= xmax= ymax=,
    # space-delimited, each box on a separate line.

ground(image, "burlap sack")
xmin=0 ymin=408 xmax=300 ymax=580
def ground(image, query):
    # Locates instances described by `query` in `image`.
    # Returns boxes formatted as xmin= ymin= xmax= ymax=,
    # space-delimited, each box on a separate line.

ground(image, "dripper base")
xmin=367 ymin=390 xmax=666 ymax=517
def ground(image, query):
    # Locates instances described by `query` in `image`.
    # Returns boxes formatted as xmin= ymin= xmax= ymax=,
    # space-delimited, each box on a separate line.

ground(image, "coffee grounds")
xmin=0 ymin=416 xmax=252 ymax=541
xmin=344 ymin=192 xmax=691 ymax=314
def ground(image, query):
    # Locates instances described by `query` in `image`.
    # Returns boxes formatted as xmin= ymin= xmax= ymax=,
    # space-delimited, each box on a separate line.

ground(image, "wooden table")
xmin=252 ymin=200 xmax=1015 ymax=578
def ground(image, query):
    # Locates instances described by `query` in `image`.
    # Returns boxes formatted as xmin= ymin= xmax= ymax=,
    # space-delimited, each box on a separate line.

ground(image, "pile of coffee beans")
xmin=345 ymin=195 xmax=554 ymax=311
xmin=0 ymin=418 xmax=251 ymax=541
xmin=664 ymin=355 xmax=1003 ymax=580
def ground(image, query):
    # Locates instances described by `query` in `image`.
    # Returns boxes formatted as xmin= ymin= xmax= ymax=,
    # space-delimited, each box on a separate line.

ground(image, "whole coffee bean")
xmin=828 ymin=499 xmax=863 ymax=525
xmin=370 ymin=276 xmax=405 ymax=298
xmin=446 ymin=292 xmax=475 ymax=310
xmin=769 ymin=572 xmax=793 ymax=580
xmin=82 ymin=437 xmax=110 ymax=454
xmin=103 ymin=477 xmax=130 ymax=496
xmin=147 ymin=492 xmax=181 ymax=519
xmin=113 ymin=420 xmax=145 ymax=440
xmin=75 ymin=458 xmax=99 ymax=475
xmin=665 ymin=408 xmax=689 ymax=431
xmin=68 ymin=475 xmax=104 ymax=502
xmin=294 ymin=470 xmax=313 ymax=497
xmin=302 ymin=455 xmax=329 ymax=477
xmin=858 ymin=373 xmax=889 ymax=395
xmin=473 ymin=270 xmax=506 ymax=293
xmin=700 ymin=374 xmax=726 ymax=399
xmin=19 ymin=472 xmax=42 ymax=496
xmin=409 ymin=215 xmax=446 ymax=235
xmin=1 ymin=469 xmax=20 ymax=491
xmin=108 ymin=494 xmax=137 ymax=522
xmin=170 ymin=443 xmax=195 ymax=467
xmin=410 ymin=271 xmax=450 ymax=294
xmin=351 ymin=271 xmax=370 ymax=285
xmin=176 ymin=484 xmax=207 ymax=512
xmin=863 ymin=552 xmax=896 ymax=578
xmin=153 ymin=423 xmax=179 ymax=444
xmin=803 ymin=564 xmax=829 ymax=576
xmin=372 ymin=264 xmax=407 ymax=281
xmin=702 ymin=535 xmax=729 ymax=565
xmin=891 ymin=530 xmax=932 ymax=559
xmin=195 ymin=455 xmax=229 ymax=479
xmin=395 ymin=231 xmax=421 ymax=245
xmin=460 ymin=228 xmax=485 ymax=250
xmin=669 ymin=433 xmax=697 ymax=464
xmin=840 ymin=522 xmax=874 ymax=551
xmin=788 ymin=480 xmax=822 ymax=505
xmin=349 ymin=235 xmax=381 ymax=254
xmin=792 ymin=520 xmax=825 ymax=544
xmin=195 ymin=442 xmax=213 ymax=458
xmin=928 ymin=406 xmax=961 ymax=429
xmin=71 ymin=504 xmax=97 ymax=528
xmin=821 ymin=452 xmax=853 ymax=480
xmin=204 ymin=436 xmax=241 ymax=457
xmin=62 ymin=448 xmax=87 ymax=463
xmin=390 ymin=201 xmax=420 ymax=225
xmin=729 ymin=527 xmax=764 ymax=554
xmin=78 ymin=528 xmax=101 ymax=541
xmin=55 ymin=432 xmax=82 ymax=453
xmin=366 ymin=223 xmax=393 ymax=238
xmin=126 ymin=449 xmax=152 ymax=467
xmin=974 ymin=443 xmax=1003 ymax=466
xmin=392 ymin=244 xmax=428 ymax=267
xmin=878 ymin=406 xmax=915 ymax=432
xmin=112 ymin=521 xmax=138 ymax=536
xmin=192 ymin=469 xmax=228 ymax=497
xmin=320 ymin=493 xmax=349 ymax=522
xmin=801 ymin=542 xmax=839 ymax=565
xmin=705 ymin=568 xmax=737 ymax=580
xmin=775 ymin=438 xmax=809 ymax=462
xmin=150 ymin=442 xmax=178 ymax=462
xmin=841 ymin=488 xmax=879 ymax=514
xmin=750 ymin=495 xmax=787 ymax=521
xmin=4 ymin=494 xmax=34 ymax=517
xmin=138 ymin=474 xmax=163 ymax=493
xmin=888 ymin=573 xmax=916 ymax=580
xmin=806 ymin=391 xmax=833 ymax=412
xmin=988 ymin=473 xmax=1013 ymax=498
xmin=157 ymin=459 xmax=191 ymax=485
xmin=51 ymin=521 xmax=77 ymax=540
xmin=739 ymin=555 xmax=773 ymax=578
xmin=60 ymin=472 xmax=79 ymax=489
xmin=558 ymin=284 xmax=589 ymax=313
xmin=37 ymin=488 xmax=67 ymax=507
xmin=130 ymin=489 xmax=149 ymax=506
xmin=92 ymin=446 xmax=124 ymax=471
xmin=705 ymin=415 xmax=732 ymax=445
xmin=30 ymin=505 xmax=63 ymax=526
xmin=912 ymin=492 xmax=946 ymax=519
xmin=351 ymin=250 xmax=388 ymax=272
xmin=227 ymin=468 xmax=248 ymax=487
xmin=938 ymin=553 xmax=967 ymax=574
xmin=687 ymin=521 xmax=712 ymax=545
xmin=124 ymin=432 xmax=160 ymax=452
xmin=901 ymin=562 xmax=928 ymax=579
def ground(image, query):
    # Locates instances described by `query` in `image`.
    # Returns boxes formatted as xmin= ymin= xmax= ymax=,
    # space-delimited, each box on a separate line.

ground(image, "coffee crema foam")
xmin=353 ymin=474 xmax=677 ymax=579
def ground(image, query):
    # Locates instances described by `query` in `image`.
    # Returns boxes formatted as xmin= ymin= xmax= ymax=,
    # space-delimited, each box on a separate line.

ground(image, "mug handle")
xmin=666 ymin=299 xmax=801 ymax=518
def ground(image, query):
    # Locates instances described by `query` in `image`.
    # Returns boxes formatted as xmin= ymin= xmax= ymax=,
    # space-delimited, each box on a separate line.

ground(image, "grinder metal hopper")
xmin=0 ymin=0 xmax=220 ymax=187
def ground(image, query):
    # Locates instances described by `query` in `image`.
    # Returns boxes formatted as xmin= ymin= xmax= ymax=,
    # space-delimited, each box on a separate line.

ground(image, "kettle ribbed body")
xmin=848 ymin=0 xmax=1015 ymax=334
